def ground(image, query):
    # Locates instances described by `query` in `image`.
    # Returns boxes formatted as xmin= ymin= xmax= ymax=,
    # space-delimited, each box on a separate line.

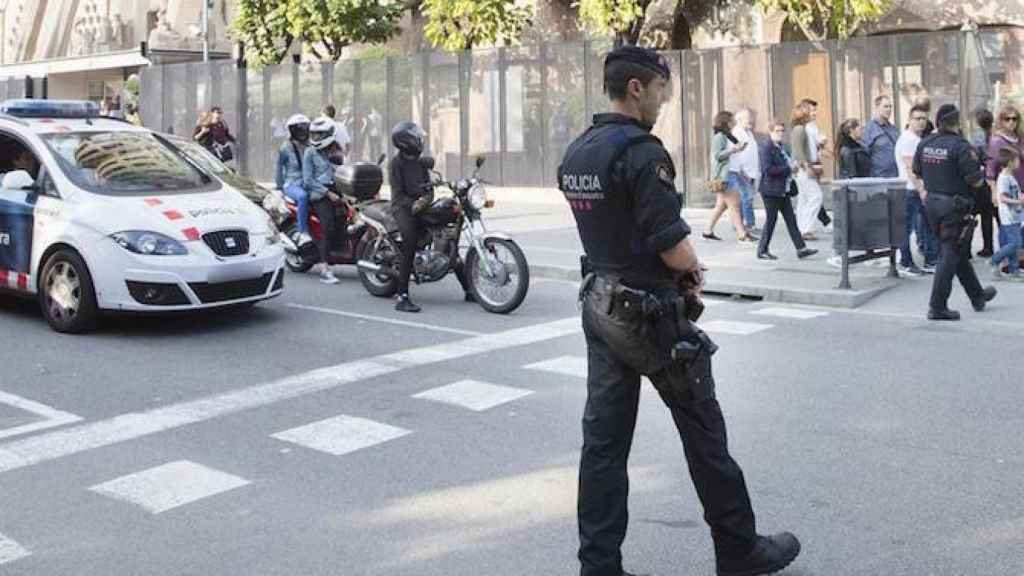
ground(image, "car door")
xmin=0 ymin=164 xmax=36 ymax=291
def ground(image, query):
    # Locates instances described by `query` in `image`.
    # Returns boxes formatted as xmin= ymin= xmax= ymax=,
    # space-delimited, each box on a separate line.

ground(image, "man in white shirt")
xmin=895 ymin=104 xmax=937 ymax=276
xmin=322 ymin=104 xmax=351 ymax=160
xmin=731 ymin=108 xmax=761 ymax=232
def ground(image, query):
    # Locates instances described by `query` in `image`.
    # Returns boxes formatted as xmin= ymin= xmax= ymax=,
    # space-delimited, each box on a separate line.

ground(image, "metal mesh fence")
xmin=138 ymin=28 xmax=1020 ymax=206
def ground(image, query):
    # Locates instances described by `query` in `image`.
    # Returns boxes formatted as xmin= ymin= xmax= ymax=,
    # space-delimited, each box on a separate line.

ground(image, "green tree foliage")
xmin=421 ymin=0 xmax=534 ymax=52
xmin=575 ymin=0 xmax=731 ymax=48
xmin=232 ymin=0 xmax=405 ymax=66
xmin=757 ymin=0 xmax=891 ymax=40
xmin=233 ymin=0 xmax=294 ymax=67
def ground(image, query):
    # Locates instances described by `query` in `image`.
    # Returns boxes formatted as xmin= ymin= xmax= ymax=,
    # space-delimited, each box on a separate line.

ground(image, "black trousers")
xmin=926 ymin=200 xmax=984 ymax=312
xmin=311 ymin=198 xmax=338 ymax=264
xmin=758 ymin=196 xmax=806 ymax=255
xmin=393 ymin=208 xmax=421 ymax=295
xmin=578 ymin=281 xmax=756 ymax=576
xmin=974 ymin=184 xmax=998 ymax=254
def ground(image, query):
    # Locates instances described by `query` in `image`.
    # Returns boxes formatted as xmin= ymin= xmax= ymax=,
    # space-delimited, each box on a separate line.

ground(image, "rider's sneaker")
xmin=396 ymin=294 xmax=421 ymax=313
xmin=297 ymin=232 xmax=314 ymax=246
xmin=319 ymin=265 xmax=340 ymax=285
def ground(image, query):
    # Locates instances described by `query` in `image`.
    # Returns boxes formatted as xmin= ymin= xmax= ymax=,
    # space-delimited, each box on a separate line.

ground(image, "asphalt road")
xmin=1 ymin=219 xmax=1023 ymax=576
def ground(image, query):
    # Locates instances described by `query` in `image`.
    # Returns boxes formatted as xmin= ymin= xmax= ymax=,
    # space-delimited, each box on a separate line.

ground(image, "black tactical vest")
xmin=558 ymin=120 xmax=665 ymax=283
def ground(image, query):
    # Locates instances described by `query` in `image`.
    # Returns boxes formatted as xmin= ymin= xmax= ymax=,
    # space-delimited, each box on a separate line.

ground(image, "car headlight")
xmin=265 ymin=216 xmax=281 ymax=245
xmin=110 ymin=231 xmax=189 ymax=256
xmin=468 ymin=184 xmax=488 ymax=210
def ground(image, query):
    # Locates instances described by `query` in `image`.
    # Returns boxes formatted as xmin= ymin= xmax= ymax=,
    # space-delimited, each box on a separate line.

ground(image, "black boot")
xmin=395 ymin=293 xmax=421 ymax=313
xmin=717 ymin=532 xmax=801 ymax=576
xmin=971 ymin=286 xmax=997 ymax=312
xmin=928 ymin=308 xmax=961 ymax=321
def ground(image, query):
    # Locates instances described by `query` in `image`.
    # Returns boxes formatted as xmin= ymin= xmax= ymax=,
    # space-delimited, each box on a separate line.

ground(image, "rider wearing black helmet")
xmin=389 ymin=121 xmax=431 ymax=312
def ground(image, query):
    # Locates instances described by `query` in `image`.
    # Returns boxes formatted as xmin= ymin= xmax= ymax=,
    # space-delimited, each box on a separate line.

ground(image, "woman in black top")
xmin=757 ymin=120 xmax=817 ymax=260
xmin=834 ymin=119 xmax=871 ymax=179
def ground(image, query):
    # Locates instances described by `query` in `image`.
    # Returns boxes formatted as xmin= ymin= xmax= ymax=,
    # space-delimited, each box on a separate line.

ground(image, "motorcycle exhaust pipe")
xmin=357 ymin=260 xmax=397 ymax=278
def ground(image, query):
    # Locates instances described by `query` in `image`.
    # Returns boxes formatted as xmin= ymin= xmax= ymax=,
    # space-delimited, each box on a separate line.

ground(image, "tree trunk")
xmin=671 ymin=8 xmax=692 ymax=50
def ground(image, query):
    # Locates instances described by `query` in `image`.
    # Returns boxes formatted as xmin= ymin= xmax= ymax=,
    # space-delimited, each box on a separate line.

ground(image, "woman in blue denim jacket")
xmin=275 ymin=114 xmax=311 ymax=245
xmin=303 ymin=116 xmax=343 ymax=284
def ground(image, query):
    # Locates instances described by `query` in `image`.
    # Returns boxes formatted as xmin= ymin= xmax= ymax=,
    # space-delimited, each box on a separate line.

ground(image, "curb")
xmin=530 ymin=264 xmax=898 ymax=309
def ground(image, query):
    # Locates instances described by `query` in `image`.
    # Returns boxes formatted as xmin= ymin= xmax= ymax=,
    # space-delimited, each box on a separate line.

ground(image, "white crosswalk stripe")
xmin=524 ymin=356 xmax=587 ymax=378
xmin=413 ymin=380 xmax=533 ymax=412
xmin=0 ymin=532 xmax=30 ymax=565
xmin=272 ymin=415 xmax=411 ymax=456
xmin=700 ymin=320 xmax=774 ymax=335
xmin=89 ymin=460 xmax=250 ymax=514
xmin=751 ymin=307 xmax=830 ymax=320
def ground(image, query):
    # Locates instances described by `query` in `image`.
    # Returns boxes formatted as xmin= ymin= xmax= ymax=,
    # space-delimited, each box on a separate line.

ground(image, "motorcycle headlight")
xmin=110 ymin=231 xmax=189 ymax=256
xmin=264 ymin=216 xmax=281 ymax=245
xmin=468 ymin=184 xmax=488 ymax=210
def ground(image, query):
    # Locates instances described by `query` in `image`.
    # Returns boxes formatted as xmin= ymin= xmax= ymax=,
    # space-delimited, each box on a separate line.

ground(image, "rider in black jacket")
xmin=389 ymin=121 xmax=431 ymax=313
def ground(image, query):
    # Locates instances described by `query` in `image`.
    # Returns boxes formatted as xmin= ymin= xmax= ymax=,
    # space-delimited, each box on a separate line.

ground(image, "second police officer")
xmin=912 ymin=104 xmax=998 ymax=320
xmin=558 ymin=45 xmax=801 ymax=576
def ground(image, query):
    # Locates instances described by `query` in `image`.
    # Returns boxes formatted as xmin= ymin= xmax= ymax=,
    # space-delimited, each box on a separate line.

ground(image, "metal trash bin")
xmin=831 ymin=178 xmax=909 ymax=289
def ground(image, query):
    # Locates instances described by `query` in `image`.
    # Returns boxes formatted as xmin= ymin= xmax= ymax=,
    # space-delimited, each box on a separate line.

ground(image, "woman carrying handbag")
xmin=757 ymin=120 xmax=818 ymax=260
xmin=704 ymin=110 xmax=757 ymax=243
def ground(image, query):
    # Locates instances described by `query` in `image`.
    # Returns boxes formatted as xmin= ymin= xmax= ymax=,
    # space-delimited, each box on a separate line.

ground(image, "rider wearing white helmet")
xmin=303 ymin=116 xmax=342 ymax=284
xmin=276 ymin=114 xmax=312 ymax=245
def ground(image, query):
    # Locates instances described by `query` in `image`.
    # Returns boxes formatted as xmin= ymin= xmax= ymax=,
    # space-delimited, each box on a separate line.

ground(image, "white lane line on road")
xmin=413 ymin=380 xmax=534 ymax=412
xmin=286 ymin=303 xmax=483 ymax=336
xmin=89 ymin=460 xmax=250 ymax=514
xmin=272 ymin=415 xmax=411 ymax=456
xmin=0 ymin=317 xmax=581 ymax=476
xmin=0 ymin=532 xmax=30 ymax=565
xmin=751 ymin=307 xmax=830 ymax=320
xmin=0 ymin=390 xmax=83 ymax=441
xmin=700 ymin=320 xmax=774 ymax=335
xmin=525 ymin=356 xmax=588 ymax=379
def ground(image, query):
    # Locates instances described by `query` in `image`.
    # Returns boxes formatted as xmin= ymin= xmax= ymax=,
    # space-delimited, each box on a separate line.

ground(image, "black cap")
xmin=604 ymin=45 xmax=671 ymax=80
xmin=936 ymin=103 xmax=960 ymax=125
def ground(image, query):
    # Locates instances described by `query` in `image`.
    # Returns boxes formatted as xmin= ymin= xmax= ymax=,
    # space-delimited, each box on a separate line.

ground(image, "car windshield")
xmin=41 ymin=131 xmax=218 ymax=195
xmin=163 ymin=137 xmax=229 ymax=175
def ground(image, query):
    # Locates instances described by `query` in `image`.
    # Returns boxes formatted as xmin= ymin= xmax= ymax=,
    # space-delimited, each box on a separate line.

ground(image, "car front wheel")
xmin=39 ymin=249 xmax=99 ymax=334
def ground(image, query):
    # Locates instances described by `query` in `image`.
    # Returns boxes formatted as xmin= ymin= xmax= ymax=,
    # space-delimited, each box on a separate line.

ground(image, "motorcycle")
xmin=264 ymin=154 xmax=388 ymax=273
xmin=356 ymin=156 xmax=530 ymax=314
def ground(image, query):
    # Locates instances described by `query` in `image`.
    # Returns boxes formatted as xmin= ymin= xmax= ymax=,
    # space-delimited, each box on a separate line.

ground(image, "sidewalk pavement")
xmin=480 ymin=188 xmax=904 ymax=308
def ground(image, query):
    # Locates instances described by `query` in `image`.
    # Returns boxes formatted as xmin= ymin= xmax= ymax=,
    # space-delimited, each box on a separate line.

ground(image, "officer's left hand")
xmin=679 ymin=263 xmax=707 ymax=296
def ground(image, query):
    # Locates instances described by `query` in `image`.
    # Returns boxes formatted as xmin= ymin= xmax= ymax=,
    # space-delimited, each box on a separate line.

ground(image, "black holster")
xmin=614 ymin=285 xmax=718 ymax=370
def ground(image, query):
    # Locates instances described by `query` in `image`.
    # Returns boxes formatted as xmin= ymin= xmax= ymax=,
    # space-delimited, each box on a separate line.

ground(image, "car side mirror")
xmin=2 ymin=170 xmax=36 ymax=191
xmin=475 ymin=156 xmax=485 ymax=169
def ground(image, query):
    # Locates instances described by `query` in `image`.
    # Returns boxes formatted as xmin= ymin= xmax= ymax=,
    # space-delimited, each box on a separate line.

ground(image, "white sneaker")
xmin=992 ymin=264 xmax=1004 ymax=280
xmin=319 ymin=266 xmax=339 ymax=284
xmin=827 ymin=255 xmax=842 ymax=268
xmin=297 ymin=232 xmax=314 ymax=246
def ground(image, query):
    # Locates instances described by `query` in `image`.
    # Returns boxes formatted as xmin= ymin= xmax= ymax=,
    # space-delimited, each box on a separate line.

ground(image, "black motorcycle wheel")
xmin=466 ymin=237 xmax=529 ymax=314
xmin=356 ymin=233 xmax=398 ymax=298
xmin=283 ymin=223 xmax=315 ymax=273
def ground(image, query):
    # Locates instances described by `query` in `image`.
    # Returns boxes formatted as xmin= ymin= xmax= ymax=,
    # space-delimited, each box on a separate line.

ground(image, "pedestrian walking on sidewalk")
xmin=914 ymin=104 xmax=997 ymax=320
xmin=972 ymin=108 xmax=998 ymax=258
xmin=756 ymin=120 xmax=817 ymax=261
xmin=704 ymin=111 xmax=757 ymax=243
xmin=791 ymin=103 xmax=824 ymax=240
xmin=559 ymin=44 xmax=801 ymax=576
xmin=731 ymin=108 xmax=761 ymax=234
xmin=990 ymin=147 xmax=1024 ymax=280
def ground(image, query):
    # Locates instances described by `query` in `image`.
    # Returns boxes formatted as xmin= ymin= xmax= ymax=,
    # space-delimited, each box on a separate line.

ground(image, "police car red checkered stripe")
xmin=0 ymin=269 xmax=29 ymax=291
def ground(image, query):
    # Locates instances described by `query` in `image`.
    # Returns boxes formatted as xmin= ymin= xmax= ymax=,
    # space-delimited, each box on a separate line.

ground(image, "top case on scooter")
xmin=336 ymin=163 xmax=384 ymax=201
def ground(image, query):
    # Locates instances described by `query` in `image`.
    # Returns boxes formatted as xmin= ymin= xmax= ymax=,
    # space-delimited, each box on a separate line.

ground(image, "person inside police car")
xmin=558 ymin=45 xmax=801 ymax=576
xmin=913 ymin=104 xmax=998 ymax=320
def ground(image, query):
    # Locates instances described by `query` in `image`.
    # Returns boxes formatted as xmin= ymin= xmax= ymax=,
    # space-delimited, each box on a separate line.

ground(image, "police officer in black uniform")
xmin=559 ymin=45 xmax=801 ymax=576
xmin=912 ymin=104 xmax=998 ymax=321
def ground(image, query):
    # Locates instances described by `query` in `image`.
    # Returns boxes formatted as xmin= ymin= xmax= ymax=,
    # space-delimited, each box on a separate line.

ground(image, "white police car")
xmin=0 ymin=100 xmax=285 ymax=333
